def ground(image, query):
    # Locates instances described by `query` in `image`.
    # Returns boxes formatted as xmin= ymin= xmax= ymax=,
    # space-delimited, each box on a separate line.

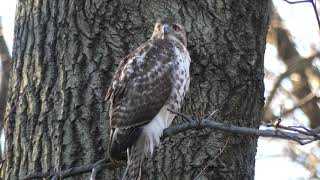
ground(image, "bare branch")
xmin=22 ymin=110 xmax=320 ymax=179
xmin=164 ymin=119 xmax=318 ymax=145
xmin=167 ymin=108 xmax=194 ymax=123
xmin=163 ymin=110 xmax=320 ymax=145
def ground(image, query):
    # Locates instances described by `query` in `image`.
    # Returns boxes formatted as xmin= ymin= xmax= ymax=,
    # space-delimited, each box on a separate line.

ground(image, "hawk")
xmin=106 ymin=17 xmax=190 ymax=179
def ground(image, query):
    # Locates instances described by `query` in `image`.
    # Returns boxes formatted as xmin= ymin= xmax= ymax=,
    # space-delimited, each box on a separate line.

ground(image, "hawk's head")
xmin=151 ymin=17 xmax=187 ymax=47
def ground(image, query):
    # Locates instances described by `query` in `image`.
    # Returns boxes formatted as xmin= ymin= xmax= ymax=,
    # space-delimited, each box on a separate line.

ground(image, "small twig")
xmin=206 ymin=109 xmax=219 ymax=119
xmin=301 ymin=126 xmax=320 ymax=139
xmin=276 ymin=129 xmax=304 ymax=145
xmin=271 ymin=113 xmax=320 ymax=138
xmin=289 ymin=125 xmax=320 ymax=138
xmin=167 ymin=108 xmax=194 ymax=123
xmin=283 ymin=0 xmax=320 ymax=30
xmin=89 ymin=164 xmax=103 ymax=180
xmin=311 ymin=0 xmax=320 ymax=31
xmin=283 ymin=0 xmax=312 ymax=4
xmin=193 ymin=137 xmax=230 ymax=180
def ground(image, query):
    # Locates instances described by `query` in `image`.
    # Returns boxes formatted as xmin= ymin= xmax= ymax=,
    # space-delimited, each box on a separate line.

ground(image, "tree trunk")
xmin=2 ymin=0 xmax=270 ymax=179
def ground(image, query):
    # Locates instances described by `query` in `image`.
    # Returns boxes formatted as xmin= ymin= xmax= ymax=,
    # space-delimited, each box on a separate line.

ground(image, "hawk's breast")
xmin=142 ymin=41 xmax=190 ymax=155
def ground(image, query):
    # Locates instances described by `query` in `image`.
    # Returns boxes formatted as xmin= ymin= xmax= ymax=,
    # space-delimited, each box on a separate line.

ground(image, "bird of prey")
xmin=106 ymin=17 xmax=190 ymax=180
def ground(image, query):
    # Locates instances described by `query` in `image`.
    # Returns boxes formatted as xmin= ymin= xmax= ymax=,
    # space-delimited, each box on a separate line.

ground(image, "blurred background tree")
xmin=0 ymin=16 xmax=11 ymax=161
xmin=257 ymin=1 xmax=320 ymax=179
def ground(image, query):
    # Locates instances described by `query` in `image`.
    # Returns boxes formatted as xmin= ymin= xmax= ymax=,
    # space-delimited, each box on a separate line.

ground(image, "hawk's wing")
xmin=106 ymin=40 xmax=174 ymax=128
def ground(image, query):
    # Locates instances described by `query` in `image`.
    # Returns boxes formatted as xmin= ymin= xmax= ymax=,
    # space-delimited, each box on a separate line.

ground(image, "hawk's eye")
xmin=156 ymin=24 xmax=161 ymax=31
xmin=173 ymin=25 xmax=180 ymax=31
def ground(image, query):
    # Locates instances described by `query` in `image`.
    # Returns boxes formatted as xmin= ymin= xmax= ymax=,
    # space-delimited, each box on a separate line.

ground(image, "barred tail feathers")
xmin=127 ymin=134 xmax=147 ymax=180
xmin=109 ymin=127 xmax=143 ymax=161
xmin=125 ymin=106 xmax=173 ymax=179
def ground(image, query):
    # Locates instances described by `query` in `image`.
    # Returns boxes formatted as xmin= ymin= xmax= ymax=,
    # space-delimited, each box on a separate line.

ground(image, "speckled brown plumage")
xmin=106 ymin=17 xmax=190 ymax=180
xmin=107 ymin=40 xmax=175 ymax=128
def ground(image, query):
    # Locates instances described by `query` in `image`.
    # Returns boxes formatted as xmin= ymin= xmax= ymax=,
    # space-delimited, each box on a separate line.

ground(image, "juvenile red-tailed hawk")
xmin=106 ymin=17 xmax=190 ymax=179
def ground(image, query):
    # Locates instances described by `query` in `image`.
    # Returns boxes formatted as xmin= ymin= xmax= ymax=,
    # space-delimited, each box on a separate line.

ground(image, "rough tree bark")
xmin=2 ymin=0 xmax=270 ymax=179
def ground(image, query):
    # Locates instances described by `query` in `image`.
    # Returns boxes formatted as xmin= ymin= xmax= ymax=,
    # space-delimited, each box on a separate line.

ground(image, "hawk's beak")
xmin=161 ymin=24 xmax=170 ymax=39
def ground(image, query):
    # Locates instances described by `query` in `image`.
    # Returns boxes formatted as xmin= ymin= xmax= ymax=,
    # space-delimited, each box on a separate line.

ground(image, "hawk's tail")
xmin=124 ymin=134 xmax=147 ymax=180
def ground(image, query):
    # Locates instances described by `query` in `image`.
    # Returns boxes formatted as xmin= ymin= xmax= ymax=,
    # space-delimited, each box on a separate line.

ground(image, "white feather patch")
xmin=142 ymin=105 xmax=173 ymax=155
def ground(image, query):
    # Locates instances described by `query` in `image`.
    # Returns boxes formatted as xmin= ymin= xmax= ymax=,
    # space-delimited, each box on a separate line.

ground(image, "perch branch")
xmin=165 ymin=110 xmax=320 ymax=145
xmin=22 ymin=111 xmax=320 ymax=179
xmin=163 ymin=119 xmax=318 ymax=145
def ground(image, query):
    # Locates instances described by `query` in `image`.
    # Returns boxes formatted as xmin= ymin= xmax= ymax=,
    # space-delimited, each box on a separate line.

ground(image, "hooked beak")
xmin=161 ymin=24 xmax=170 ymax=39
